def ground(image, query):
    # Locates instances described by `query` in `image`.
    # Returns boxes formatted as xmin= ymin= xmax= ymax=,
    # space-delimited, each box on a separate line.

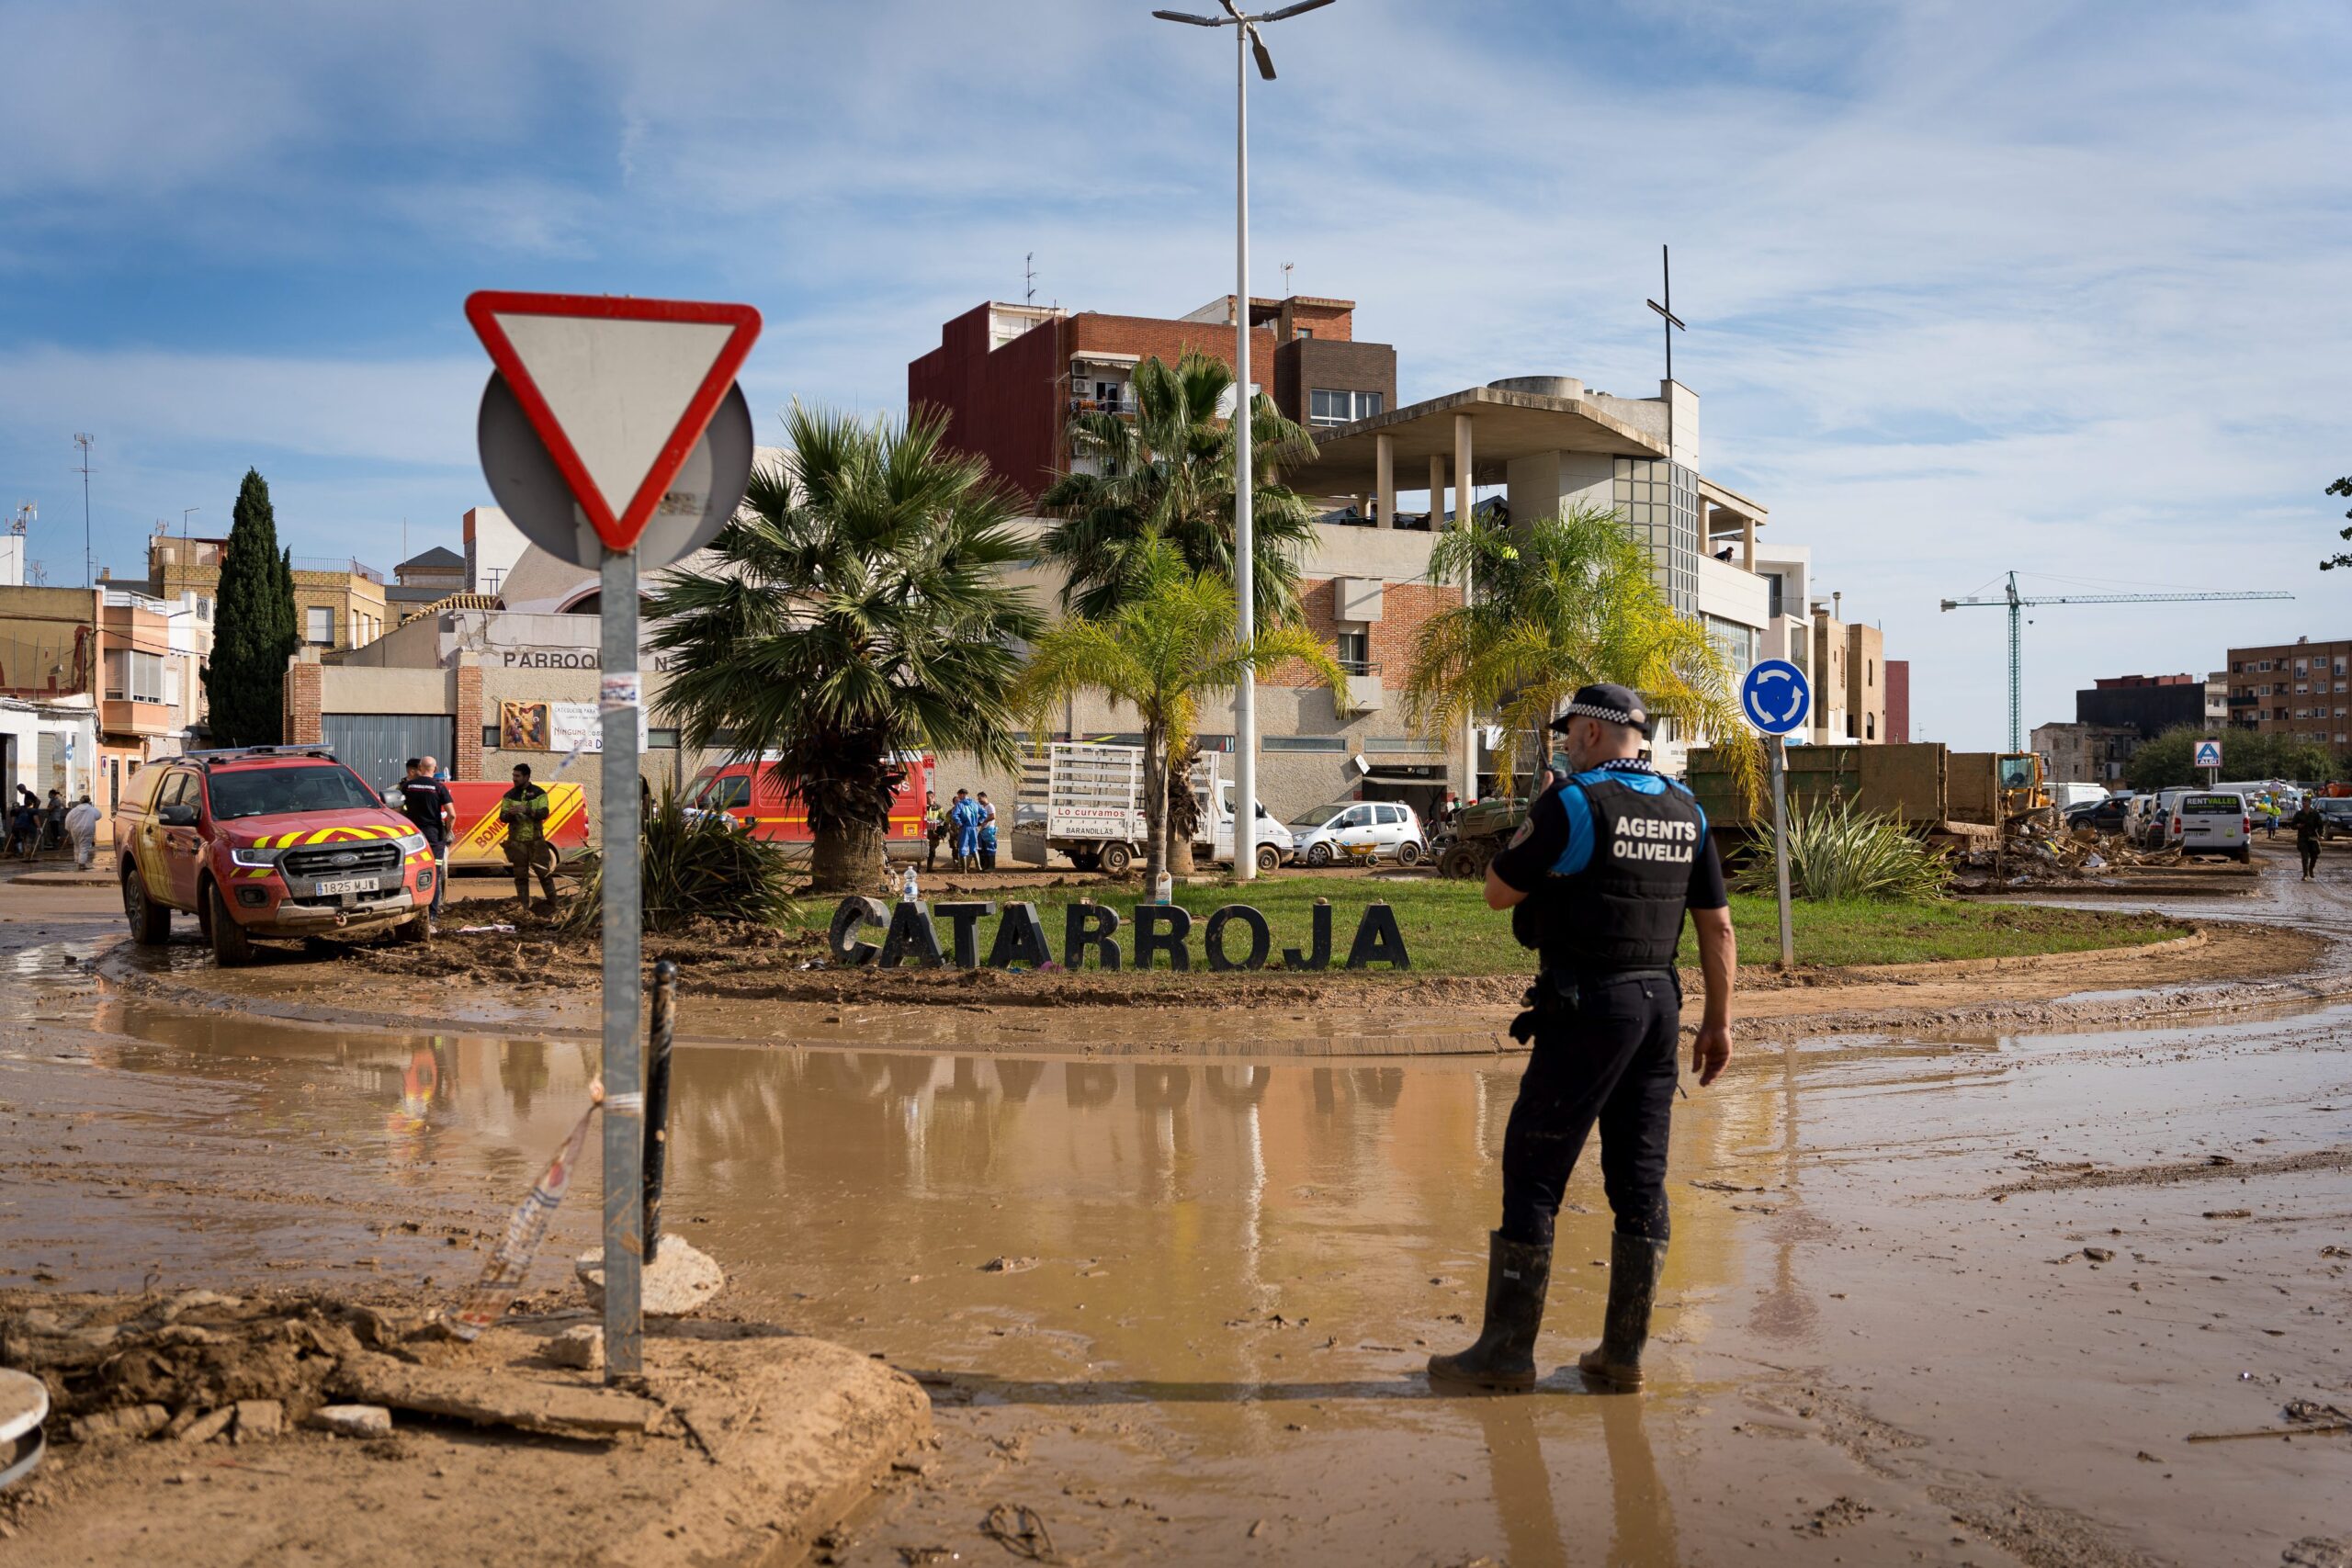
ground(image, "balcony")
xmin=99 ymin=697 xmax=176 ymax=737
xmin=1340 ymin=661 xmax=1384 ymax=714
xmin=1068 ymin=397 xmax=1136 ymax=419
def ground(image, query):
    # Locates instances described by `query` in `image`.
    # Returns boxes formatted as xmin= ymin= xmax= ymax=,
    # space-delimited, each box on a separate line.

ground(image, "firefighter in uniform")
xmin=499 ymin=762 xmax=560 ymax=907
xmin=1430 ymin=684 xmax=1737 ymax=1393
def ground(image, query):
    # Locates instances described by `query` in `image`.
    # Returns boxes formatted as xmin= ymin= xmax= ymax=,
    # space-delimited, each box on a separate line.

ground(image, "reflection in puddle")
xmin=32 ymin=985 xmax=2349 ymax=1564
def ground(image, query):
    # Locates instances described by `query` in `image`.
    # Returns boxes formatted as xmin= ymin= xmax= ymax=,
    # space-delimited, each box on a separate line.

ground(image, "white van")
xmin=2152 ymin=789 xmax=2250 ymax=862
xmin=2049 ymin=782 xmax=2110 ymax=812
xmin=1205 ymin=781 xmax=1290 ymax=873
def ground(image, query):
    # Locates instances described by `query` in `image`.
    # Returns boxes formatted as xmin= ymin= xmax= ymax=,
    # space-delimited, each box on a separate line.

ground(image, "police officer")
xmin=1429 ymin=683 xmax=1736 ymax=1393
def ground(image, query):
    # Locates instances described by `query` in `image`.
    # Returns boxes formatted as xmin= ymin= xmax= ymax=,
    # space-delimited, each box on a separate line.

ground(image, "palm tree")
xmin=1015 ymin=542 xmax=1350 ymax=888
xmin=1037 ymin=352 xmax=1321 ymax=628
xmin=647 ymin=404 xmax=1041 ymax=893
xmin=1403 ymin=503 xmax=1762 ymax=803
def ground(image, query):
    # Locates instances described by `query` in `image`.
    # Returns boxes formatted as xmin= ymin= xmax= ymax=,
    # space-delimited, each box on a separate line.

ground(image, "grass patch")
xmin=808 ymin=875 xmax=2183 ymax=975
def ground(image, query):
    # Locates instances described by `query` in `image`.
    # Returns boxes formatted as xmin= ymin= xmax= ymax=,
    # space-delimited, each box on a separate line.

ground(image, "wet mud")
xmin=5 ymin=867 xmax=2351 ymax=1563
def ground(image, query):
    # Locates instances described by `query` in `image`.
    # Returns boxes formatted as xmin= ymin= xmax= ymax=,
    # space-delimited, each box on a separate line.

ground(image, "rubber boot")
xmin=1578 ymin=1231 xmax=1668 ymax=1391
xmin=1428 ymin=1232 xmax=1552 ymax=1392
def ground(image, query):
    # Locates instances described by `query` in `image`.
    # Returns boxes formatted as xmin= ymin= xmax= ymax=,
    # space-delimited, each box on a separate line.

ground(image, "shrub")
xmin=1736 ymin=799 xmax=1948 ymax=903
xmin=564 ymin=794 xmax=800 ymax=933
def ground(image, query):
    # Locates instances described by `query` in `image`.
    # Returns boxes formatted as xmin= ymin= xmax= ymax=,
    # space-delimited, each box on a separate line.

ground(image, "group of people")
xmin=392 ymin=756 xmax=561 ymax=923
xmin=922 ymin=787 xmax=998 ymax=872
xmin=6 ymin=785 xmax=102 ymax=868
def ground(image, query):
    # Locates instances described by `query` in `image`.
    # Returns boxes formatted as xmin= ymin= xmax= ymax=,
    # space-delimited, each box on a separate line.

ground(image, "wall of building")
xmin=0 ymin=585 xmax=100 ymax=697
xmin=2223 ymin=639 xmax=2352 ymax=747
xmin=1844 ymin=623 xmax=1884 ymax=743
xmin=1885 ymin=660 xmax=1909 ymax=742
xmin=909 ymin=303 xmax=1069 ymax=503
xmin=1276 ymin=338 xmax=1396 ymax=431
xmin=1809 ymin=612 xmax=1851 ymax=746
xmin=2075 ymin=675 xmax=2208 ymax=739
xmin=2032 ymin=721 xmax=2140 ymax=784
xmin=0 ymin=698 xmax=97 ymax=809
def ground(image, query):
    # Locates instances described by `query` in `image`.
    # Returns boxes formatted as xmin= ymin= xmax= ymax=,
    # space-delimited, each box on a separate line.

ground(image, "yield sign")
xmin=463 ymin=291 xmax=762 ymax=552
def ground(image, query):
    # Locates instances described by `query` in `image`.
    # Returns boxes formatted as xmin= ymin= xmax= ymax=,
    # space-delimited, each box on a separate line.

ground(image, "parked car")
xmin=2064 ymin=795 xmax=2132 ymax=835
xmin=1285 ymin=799 xmax=1426 ymax=867
xmin=2312 ymin=797 xmax=2352 ymax=840
xmin=2149 ymin=789 xmax=2250 ymax=862
xmin=114 ymin=746 xmax=435 ymax=965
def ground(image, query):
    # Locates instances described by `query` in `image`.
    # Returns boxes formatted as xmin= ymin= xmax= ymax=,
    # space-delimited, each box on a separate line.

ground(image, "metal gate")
xmin=322 ymin=714 xmax=456 ymax=797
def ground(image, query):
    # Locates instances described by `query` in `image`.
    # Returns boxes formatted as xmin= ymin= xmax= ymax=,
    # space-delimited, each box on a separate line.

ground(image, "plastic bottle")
xmin=1153 ymin=870 xmax=1173 ymax=905
xmin=902 ymin=867 xmax=920 ymax=904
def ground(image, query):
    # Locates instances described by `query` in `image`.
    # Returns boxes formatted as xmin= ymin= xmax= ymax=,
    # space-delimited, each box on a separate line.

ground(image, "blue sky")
xmin=3 ymin=0 xmax=2348 ymax=750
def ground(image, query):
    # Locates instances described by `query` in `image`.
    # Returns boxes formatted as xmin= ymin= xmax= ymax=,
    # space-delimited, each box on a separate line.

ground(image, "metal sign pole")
xmin=597 ymin=545 xmax=644 ymax=1382
xmin=1770 ymin=737 xmax=1794 ymax=971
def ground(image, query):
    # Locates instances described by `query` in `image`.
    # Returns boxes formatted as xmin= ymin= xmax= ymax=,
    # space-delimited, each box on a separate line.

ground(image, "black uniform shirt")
xmin=1490 ymin=761 xmax=1727 ymax=910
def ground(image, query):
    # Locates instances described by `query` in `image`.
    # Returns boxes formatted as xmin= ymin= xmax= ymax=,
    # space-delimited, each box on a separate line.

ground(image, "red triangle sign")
xmin=465 ymin=291 xmax=763 ymax=552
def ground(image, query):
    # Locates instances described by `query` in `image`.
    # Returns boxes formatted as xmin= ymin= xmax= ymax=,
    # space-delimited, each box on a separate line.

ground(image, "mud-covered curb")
xmin=90 ymin=917 xmax=2352 ymax=1056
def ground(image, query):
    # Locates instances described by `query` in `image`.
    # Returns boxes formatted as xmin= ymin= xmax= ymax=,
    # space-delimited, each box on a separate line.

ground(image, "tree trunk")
xmin=1141 ymin=721 xmax=1168 ymax=888
xmin=808 ymin=818 xmax=887 ymax=895
xmin=1165 ymin=739 xmax=1201 ymax=875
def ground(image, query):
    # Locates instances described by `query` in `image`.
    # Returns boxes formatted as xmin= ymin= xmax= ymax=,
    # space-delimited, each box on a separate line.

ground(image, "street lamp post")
xmin=1152 ymin=0 xmax=1336 ymax=884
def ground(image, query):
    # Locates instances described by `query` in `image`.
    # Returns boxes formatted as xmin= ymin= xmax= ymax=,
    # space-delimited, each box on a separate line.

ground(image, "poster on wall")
xmin=499 ymin=700 xmax=549 ymax=750
xmin=490 ymin=700 xmax=650 ymax=756
xmin=548 ymin=701 xmax=648 ymax=754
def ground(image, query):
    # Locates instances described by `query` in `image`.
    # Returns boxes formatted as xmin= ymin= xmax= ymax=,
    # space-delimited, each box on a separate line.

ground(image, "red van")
xmin=684 ymin=752 xmax=937 ymax=844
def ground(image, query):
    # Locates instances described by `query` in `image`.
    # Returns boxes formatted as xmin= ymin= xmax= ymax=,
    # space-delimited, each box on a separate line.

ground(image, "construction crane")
xmin=1940 ymin=571 xmax=2293 ymax=752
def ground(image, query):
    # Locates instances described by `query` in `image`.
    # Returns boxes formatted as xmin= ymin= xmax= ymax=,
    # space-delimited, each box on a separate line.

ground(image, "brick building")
xmin=908 ymin=295 xmax=1396 ymax=504
xmin=2223 ymin=637 xmax=2352 ymax=748
xmin=1884 ymin=660 xmax=1909 ymax=742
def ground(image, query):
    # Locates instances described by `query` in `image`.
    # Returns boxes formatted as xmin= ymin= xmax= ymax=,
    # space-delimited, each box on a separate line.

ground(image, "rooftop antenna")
xmin=1282 ymin=260 xmax=1293 ymax=295
xmin=1024 ymin=253 xmax=1036 ymax=306
xmin=183 ymin=507 xmax=198 ymax=540
xmin=8 ymin=502 xmax=30 ymax=536
xmin=72 ymin=433 xmax=95 ymax=588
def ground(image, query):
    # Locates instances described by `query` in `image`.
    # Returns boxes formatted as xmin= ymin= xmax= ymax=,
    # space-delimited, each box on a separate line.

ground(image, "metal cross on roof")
xmin=1646 ymin=243 xmax=1686 ymax=463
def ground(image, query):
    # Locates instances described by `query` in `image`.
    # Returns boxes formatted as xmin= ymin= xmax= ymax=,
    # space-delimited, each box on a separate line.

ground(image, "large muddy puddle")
xmin=4 ymin=913 xmax=2348 ymax=1564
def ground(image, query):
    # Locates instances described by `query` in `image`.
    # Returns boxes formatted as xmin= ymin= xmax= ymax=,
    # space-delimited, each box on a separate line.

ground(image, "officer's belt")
xmin=1510 ymin=966 xmax=1677 ymax=1044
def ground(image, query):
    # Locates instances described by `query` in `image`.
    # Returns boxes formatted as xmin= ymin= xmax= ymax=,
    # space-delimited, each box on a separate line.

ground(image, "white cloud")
xmin=3 ymin=0 xmax=2348 ymax=747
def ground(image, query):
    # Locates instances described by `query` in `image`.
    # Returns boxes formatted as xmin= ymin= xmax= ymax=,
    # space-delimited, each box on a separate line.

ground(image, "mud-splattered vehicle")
xmin=113 ymin=746 xmax=435 ymax=966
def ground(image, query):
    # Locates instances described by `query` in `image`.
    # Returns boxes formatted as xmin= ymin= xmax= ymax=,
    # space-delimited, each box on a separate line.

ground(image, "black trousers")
xmin=2300 ymin=839 xmax=2321 ymax=875
xmin=1499 ymin=972 xmax=1680 ymax=1247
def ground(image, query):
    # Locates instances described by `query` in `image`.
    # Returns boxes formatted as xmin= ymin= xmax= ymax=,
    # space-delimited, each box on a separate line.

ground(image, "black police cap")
xmin=1548 ymin=682 xmax=1651 ymax=738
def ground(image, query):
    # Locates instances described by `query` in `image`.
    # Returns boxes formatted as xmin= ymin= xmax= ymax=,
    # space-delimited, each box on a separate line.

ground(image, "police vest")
xmin=1521 ymin=768 xmax=1706 ymax=972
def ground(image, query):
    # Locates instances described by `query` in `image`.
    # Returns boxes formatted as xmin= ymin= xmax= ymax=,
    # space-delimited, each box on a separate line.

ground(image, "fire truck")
xmin=683 ymin=753 xmax=937 ymax=846
xmin=385 ymin=779 xmax=592 ymax=870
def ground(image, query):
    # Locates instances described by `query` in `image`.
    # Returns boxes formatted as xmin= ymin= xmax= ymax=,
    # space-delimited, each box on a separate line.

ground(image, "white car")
xmin=1285 ymin=799 xmax=1426 ymax=868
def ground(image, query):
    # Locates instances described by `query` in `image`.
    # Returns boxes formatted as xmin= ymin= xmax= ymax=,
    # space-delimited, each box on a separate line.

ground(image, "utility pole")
xmin=1150 ymin=0 xmax=1338 ymax=882
xmin=73 ymin=434 xmax=95 ymax=588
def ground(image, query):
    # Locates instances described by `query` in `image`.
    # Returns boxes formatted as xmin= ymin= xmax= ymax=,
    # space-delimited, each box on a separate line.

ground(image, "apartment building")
xmin=0 ymin=577 xmax=210 ymax=811
xmin=2223 ymin=638 xmax=2352 ymax=747
xmin=131 ymin=535 xmax=389 ymax=651
xmin=2031 ymin=720 xmax=2142 ymax=784
xmin=909 ymin=294 xmax=1396 ymax=504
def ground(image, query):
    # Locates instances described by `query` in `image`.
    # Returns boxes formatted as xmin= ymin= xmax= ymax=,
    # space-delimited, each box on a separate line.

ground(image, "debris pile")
xmin=1950 ymin=823 xmax=2184 ymax=890
xmin=0 ymin=1287 xmax=643 ymax=1451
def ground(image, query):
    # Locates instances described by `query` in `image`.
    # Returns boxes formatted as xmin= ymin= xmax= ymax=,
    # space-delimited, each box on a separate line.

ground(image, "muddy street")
xmin=2 ymin=864 xmax=2348 ymax=1564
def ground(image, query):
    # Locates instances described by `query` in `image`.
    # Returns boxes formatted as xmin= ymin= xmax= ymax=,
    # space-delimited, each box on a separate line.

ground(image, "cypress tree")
xmin=201 ymin=468 xmax=299 ymax=746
